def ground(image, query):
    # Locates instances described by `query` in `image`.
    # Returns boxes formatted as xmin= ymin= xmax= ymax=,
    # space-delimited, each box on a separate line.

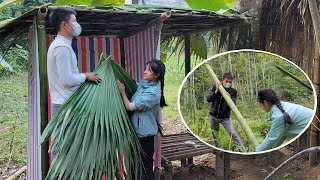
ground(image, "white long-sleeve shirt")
xmin=47 ymin=35 xmax=86 ymax=104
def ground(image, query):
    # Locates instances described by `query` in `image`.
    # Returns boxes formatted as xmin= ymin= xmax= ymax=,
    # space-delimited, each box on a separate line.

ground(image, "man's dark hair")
xmin=49 ymin=8 xmax=77 ymax=32
xmin=222 ymin=72 xmax=233 ymax=80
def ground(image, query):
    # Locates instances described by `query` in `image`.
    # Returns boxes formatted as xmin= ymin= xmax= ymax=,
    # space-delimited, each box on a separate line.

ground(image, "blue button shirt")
xmin=256 ymin=101 xmax=313 ymax=152
xmin=130 ymin=80 xmax=161 ymax=137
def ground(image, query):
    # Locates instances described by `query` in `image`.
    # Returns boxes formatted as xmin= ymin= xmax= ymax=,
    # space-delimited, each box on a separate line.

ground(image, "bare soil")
xmin=162 ymin=121 xmax=320 ymax=180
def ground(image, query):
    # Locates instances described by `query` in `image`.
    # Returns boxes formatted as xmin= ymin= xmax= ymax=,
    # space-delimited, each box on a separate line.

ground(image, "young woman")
xmin=256 ymin=88 xmax=314 ymax=152
xmin=117 ymin=59 xmax=166 ymax=179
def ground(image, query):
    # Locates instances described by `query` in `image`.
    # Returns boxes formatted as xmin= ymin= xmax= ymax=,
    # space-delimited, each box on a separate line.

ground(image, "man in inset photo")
xmin=206 ymin=72 xmax=243 ymax=151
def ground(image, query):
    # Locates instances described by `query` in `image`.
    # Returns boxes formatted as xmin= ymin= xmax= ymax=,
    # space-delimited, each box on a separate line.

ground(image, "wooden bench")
xmin=160 ymin=133 xmax=231 ymax=180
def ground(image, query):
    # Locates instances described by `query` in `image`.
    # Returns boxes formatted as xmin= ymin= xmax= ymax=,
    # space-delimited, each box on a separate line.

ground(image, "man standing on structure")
xmin=206 ymin=72 xmax=243 ymax=150
xmin=47 ymin=8 xmax=101 ymax=157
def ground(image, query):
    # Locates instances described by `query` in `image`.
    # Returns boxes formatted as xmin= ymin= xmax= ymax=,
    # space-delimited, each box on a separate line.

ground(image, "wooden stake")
xmin=308 ymin=0 xmax=320 ymax=166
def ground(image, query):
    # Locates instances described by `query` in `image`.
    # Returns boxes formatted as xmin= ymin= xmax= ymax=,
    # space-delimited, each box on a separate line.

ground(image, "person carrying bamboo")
xmin=256 ymin=88 xmax=313 ymax=152
xmin=47 ymin=8 xmax=101 ymax=158
xmin=117 ymin=59 xmax=166 ymax=180
xmin=206 ymin=72 xmax=243 ymax=149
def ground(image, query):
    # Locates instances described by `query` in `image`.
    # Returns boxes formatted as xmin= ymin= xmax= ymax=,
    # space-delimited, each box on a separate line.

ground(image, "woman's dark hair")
xmin=257 ymin=88 xmax=293 ymax=125
xmin=147 ymin=59 xmax=167 ymax=108
xmin=49 ymin=8 xmax=77 ymax=32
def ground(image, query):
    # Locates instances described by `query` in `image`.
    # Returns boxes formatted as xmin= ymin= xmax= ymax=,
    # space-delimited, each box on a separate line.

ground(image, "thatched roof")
xmin=0 ymin=4 xmax=250 ymax=44
xmin=260 ymin=0 xmax=316 ymax=78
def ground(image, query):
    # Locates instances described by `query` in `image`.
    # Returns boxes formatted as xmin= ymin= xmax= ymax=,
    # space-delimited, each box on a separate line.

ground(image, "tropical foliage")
xmin=40 ymin=57 xmax=143 ymax=180
xmin=185 ymin=0 xmax=236 ymax=14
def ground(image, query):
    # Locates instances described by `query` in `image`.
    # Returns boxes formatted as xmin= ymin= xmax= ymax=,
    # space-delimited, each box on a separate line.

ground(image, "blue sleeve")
xmin=132 ymin=90 xmax=160 ymax=111
xmin=256 ymin=115 xmax=287 ymax=152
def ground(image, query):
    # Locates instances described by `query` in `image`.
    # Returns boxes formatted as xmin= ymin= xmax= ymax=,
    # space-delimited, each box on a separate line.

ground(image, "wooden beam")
xmin=120 ymin=38 xmax=125 ymax=69
xmin=185 ymin=34 xmax=190 ymax=76
xmin=121 ymin=11 xmax=172 ymax=38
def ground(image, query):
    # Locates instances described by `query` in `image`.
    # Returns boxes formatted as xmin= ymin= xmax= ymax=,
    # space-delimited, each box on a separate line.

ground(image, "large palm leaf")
xmin=41 ymin=56 xmax=143 ymax=180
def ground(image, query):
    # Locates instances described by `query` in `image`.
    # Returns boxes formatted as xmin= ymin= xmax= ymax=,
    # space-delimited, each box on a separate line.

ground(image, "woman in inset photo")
xmin=256 ymin=88 xmax=313 ymax=152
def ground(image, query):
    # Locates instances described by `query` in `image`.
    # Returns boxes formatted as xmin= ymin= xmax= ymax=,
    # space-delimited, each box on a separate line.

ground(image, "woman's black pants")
xmin=138 ymin=135 xmax=155 ymax=180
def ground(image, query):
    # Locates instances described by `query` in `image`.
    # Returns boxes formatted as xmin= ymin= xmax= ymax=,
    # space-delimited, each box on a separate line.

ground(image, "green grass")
xmin=162 ymin=57 xmax=185 ymax=122
xmin=182 ymin=100 xmax=272 ymax=152
xmin=0 ymin=71 xmax=28 ymax=164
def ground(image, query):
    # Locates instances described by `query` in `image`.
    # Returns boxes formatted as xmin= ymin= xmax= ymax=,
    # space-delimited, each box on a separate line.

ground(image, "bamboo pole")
xmin=310 ymin=43 xmax=319 ymax=166
xmin=204 ymin=63 xmax=259 ymax=148
xmin=37 ymin=6 xmax=48 ymax=180
xmin=274 ymin=64 xmax=313 ymax=91
xmin=308 ymin=0 xmax=320 ymax=166
xmin=7 ymin=165 xmax=27 ymax=180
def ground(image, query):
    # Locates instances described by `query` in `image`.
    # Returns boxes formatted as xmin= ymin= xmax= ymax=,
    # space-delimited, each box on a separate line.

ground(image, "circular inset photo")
xmin=178 ymin=50 xmax=316 ymax=154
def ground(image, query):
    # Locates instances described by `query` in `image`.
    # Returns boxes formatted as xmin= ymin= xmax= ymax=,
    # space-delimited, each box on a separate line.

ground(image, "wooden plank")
xmin=162 ymin=140 xmax=204 ymax=148
xmin=166 ymin=149 xmax=215 ymax=161
xmin=162 ymin=144 xmax=212 ymax=153
xmin=162 ymin=134 xmax=193 ymax=140
xmin=163 ymin=132 xmax=190 ymax=137
xmin=163 ymin=146 xmax=213 ymax=157
xmin=162 ymin=137 xmax=199 ymax=144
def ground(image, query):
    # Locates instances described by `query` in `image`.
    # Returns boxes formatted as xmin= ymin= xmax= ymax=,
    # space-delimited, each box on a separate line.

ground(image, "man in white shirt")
xmin=47 ymin=8 xmax=101 ymax=158
xmin=47 ymin=8 xmax=100 ymax=115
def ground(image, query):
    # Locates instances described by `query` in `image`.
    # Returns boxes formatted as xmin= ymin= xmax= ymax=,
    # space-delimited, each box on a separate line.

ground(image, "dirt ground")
xmin=167 ymin=146 xmax=320 ymax=180
xmin=1 ymin=121 xmax=319 ymax=180
xmin=162 ymin=121 xmax=320 ymax=180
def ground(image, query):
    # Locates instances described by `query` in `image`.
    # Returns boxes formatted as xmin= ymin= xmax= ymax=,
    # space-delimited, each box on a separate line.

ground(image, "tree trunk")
xmin=254 ymin=57 xmax=258 ymax=96
xmin=204 ymin=64 xmax=259 ymax=147
xmin=248 ymin=54 xmax=254 ymax=100
xmin=245 ymin=58 xmax=250 ymax=100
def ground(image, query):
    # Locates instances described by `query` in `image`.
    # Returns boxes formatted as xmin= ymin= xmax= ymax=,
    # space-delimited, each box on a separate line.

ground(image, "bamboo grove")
xmin=180 ymin=51 xmax=315 ymax=152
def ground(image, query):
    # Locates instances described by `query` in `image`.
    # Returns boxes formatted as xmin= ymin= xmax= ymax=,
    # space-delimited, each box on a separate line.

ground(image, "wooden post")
xmin=181 ymin=158 xmax=186 ymax=166
xmin=37 ymin=7 xmax=48 ymax=180
xmin=204 ymin=64 xmax=259 ymax=148
xmin=185 ymin=34 xmax=191 ymax=76
xmin=308 ymin=0 xmax=320 ymax=166
xmin=215 ymin=151 xmax=230 ymax=180
xmin=310 ymin=42 xmax=320 ymax=165
xmin=187 ymin=157 xmax=193 ymax=164
xmin=119 ymin=38 xmax=125 ymax=69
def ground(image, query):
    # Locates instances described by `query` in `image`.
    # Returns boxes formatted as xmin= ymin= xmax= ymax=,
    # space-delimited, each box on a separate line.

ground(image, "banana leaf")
xmin=41 ymin=56 xmax=142 ymax=180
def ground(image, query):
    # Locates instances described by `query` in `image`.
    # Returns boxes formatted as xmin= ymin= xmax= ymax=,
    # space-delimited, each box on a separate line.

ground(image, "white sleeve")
xmin=54 ymin=46 xmax=86 ymax=88
xmin=129 ymin=102 xmax=137 ymax=111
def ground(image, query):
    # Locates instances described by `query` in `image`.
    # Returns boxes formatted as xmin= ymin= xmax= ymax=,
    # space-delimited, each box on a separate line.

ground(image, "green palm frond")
xmin=41 ymin=56 xmax=142 ymax=180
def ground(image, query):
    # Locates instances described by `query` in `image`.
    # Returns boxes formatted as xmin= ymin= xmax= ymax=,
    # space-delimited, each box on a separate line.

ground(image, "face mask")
xmin=223 ymin=82 xmax=232 ymax=89
xmin=69 ymin=22 xmax=82 ymax=37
